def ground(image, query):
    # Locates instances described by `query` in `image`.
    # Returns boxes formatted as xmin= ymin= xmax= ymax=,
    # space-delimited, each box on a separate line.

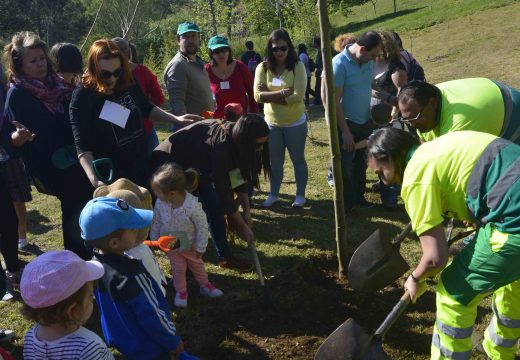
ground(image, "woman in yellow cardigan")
xmin=254 ymin=29 xmax=308 ymax=208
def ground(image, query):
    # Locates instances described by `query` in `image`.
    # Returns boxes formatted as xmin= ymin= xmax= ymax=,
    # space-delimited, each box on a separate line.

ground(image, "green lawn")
xmin=2 ymin=1 xmax=520 ymax=358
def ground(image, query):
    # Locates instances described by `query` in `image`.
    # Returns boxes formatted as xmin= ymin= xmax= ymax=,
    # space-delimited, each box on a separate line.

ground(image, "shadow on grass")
xmin=26 ymin=209 xmax=53 ymax=235
xmin=334 ymin=7 xmax=424 ymax=35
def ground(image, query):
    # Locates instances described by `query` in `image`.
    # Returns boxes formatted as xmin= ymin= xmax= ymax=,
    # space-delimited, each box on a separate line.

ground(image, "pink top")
xmin=132 ymin=64 xmax=165 ymax=133
xmin=204 ymin=60 xmax=258 ymax=119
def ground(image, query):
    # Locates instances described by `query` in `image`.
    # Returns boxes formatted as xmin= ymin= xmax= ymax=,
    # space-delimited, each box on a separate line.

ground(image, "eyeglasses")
xmin=99 ymin=67 xmax=122 ymax=80
xmin=397 ymin=112 xmax=421 ymax=126
xmin=272 ymin=46 xmax=288 ymax=53
xmin=212 ymin=47 xmax=229 ymax=54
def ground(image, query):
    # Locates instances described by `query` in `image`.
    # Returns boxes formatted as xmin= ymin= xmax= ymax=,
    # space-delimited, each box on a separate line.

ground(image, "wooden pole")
xmin=317 ymin=0 xmax=348 ymax=278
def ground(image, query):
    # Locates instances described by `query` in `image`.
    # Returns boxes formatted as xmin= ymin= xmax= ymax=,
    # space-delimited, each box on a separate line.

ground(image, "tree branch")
xmin=81 ymin=0 xmax=105 ymax=51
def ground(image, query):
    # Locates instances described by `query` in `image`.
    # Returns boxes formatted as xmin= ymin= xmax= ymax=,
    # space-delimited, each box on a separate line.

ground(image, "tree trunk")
xmin=209 ymin=0 xmax=218 ymax=36
xmin=317 ymin=0 xmax=348 ymax=279
xmin=394 ymin=0 xmax=397 ymax=14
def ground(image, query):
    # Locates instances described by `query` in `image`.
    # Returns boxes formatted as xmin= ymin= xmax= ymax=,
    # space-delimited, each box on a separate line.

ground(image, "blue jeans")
xmin=268 ymin=121 xmax=308 ymax=197
xmin=197 ymin=180 xmax=231 ymax=260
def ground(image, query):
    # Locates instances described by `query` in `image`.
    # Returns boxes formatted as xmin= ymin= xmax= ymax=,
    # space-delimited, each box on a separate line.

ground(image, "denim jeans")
xmin=339 ymin=120 xmax=374 ymax=210
xmin=268 ymin=121 xmax=308 ymax=197
xmin=196 ymin=180 xmax=231 ymax=260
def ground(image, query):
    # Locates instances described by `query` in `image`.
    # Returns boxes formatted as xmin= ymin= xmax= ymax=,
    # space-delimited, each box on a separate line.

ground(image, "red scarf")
xmin=12 ymin=74 xmax=72 ymax=114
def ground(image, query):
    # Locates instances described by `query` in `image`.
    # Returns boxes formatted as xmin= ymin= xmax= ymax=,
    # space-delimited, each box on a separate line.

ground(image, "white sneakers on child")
xmin=292 ymin=195 xmax=306 ymax=208
xmin=174 ymin=283 xmax=223 ymax=308
xmin=174 ymin=291 xmax=188 ymax=308
xmin=200 ymin=283 xmax=223 ymax=298
xmin=261 ymin=195 xmax=279 ymax=208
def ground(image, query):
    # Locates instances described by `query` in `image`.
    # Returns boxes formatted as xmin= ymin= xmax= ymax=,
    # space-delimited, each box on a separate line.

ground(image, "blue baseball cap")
xmin=79 ymin=197 xmax=153 ymax=241
xmin=177 ymin=22 xmax=200 ymax=36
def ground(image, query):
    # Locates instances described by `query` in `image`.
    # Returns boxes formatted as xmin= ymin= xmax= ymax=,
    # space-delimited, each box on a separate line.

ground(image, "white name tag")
xmin=272 ymin=77 xmax=283 ymax=86
xmin=220 ymin=81 xmax=230 ymax=90
xmin=99 ymin=100 xmax=130 ymax=128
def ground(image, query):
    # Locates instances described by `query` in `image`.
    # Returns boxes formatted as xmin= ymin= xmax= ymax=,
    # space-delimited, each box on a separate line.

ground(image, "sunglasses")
xmin=99 ymin=67 xmax=122 ymax=80
xmin=397 ymin=111 xmax=421 ymax=126
xmin=272 ymin=46 xmax=288 ymax=53
xmin=212 ymin=47 xmax=229 ymax=55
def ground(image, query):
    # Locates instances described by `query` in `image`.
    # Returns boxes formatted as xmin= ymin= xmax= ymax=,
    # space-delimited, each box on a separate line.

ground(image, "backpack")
xmin=247 ymin=54 xmax=258 ymax=73
xmin=402 ymin=51 xmax=425 ymax=82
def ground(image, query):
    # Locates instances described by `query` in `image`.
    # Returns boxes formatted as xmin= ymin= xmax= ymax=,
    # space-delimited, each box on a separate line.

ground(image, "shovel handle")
xmin=391 ymin=222 xmax=413 ymax=246
xmin=249 ymin=242 xmax=265 ymax=287
xmin=374 ymin=290 xmax=411 ymax=338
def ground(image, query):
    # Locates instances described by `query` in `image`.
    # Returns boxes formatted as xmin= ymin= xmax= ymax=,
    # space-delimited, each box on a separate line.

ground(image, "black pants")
xmin=0 ymin=165 xmax=20 ymax=273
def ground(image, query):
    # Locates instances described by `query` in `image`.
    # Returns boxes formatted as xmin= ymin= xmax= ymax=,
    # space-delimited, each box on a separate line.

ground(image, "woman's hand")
xmin=257 ymin=83 xmax=269 ymax=92
xmin=283 ymin=87 xmax=294 ymax=97
xmin=341 ymin=129 xmax=355 ymax=152
xmin=176 ymin=113 xmax=203 ymax=126
xmin=11 ymin=121 xmax=35 ymax=147
xmin=88 ymin=176 xmax=105 ymax=188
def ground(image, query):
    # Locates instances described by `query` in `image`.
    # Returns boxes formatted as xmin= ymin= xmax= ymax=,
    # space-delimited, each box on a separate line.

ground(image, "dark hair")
xmin=111 ymin=37 xmax=131 ymax=60
xmin=87 ymin=229 xmax=126 ymax=250
xmin=23 ymin=281 xmax=93 ymax=327
xmin=390 ymin=31 xmax=403 ymax=49
xmin=151 ymin=162 xmax=199 ymax=193
xmin=398 ymin=80 xmax=437 ymax=107
xmin=263 ymin=29 xmax=299 ymax=72
xmin=312 ymin=37 xmax=321 ymax=47
xmin=209 ymin=47 xmax=233 ymax=66
xmin=245 ymin=41 xmax=254 ymax=50
xmin=356 ymin=30 xmax=382 ymax=51
xmin=231 ymin=114 xmax=271 ymax=188
xmin=297 ymin=43 xmax=307 ymax=55
xmin=50 ymin=42 xmax=83 ymax=74
xmin=129 ymin=43 xmax=138 ymax=63
xmin=367 ymin=127 xmax=420 ymax=182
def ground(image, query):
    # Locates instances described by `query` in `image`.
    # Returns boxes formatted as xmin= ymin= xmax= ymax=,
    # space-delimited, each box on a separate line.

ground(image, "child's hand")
xmin=170 ymin=340 xmax=184 ymax=358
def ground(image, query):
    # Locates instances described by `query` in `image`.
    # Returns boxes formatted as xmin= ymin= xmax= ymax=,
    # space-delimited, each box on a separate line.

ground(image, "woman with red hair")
xmin=70 ymin=39 xmax=201 ymax=188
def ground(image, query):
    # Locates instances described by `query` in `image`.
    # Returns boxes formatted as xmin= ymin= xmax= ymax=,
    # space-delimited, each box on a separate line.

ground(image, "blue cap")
xmin=177 ymin=22 xmax=200 ymax=36
xmin=79 ymin=197 xmax=153 ymax=241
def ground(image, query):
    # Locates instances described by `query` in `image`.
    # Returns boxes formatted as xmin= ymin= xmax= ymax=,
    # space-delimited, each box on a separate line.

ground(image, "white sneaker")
xmin=292 ymin=195 xmax=306 ymax=208
xmin=261 ymin=195 xmax=279 ymax=207
xmin=174 ymin=291 xmax=188 ymax=308
xmin=200 ymin=283 xmax=223 ymax=298
xmin=18 ymin=239 xmax=28 ymax=249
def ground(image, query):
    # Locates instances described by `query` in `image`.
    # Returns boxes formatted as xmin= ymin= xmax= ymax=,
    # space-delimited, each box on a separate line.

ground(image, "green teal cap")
xmin=208 ymin=35 xmax=229 ymax=50
xmin=177 ymin=22 xmax=200 ymax=36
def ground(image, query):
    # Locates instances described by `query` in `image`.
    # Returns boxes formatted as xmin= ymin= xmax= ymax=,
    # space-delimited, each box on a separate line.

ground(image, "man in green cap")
xmin=164 ymin=22 xmax=214 ymax=130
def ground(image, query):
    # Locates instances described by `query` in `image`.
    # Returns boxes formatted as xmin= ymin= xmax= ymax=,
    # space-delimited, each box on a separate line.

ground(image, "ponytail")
xmin=184 ymin=168 xmax=199 ymax=193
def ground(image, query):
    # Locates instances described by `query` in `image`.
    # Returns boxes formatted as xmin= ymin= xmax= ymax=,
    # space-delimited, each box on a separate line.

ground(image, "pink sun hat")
xmin=20 ymin=250 xmax=104 ymax=308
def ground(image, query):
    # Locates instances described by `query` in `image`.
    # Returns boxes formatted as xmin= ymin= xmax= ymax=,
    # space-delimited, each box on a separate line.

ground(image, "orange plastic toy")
xmin=143 ymin=236 xmax=178 ymax=252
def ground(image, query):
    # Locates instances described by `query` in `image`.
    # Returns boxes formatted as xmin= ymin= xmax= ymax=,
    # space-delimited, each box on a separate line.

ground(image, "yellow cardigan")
xmin=254 ymin=61 xmax=307 ymax=126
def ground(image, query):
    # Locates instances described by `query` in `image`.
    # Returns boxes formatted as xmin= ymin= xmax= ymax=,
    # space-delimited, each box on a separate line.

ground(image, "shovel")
xmin=348 ymin=222 xmax=412 ymax=292
xmin=249 ymin=241 xmax=277 ymax=310
xmin=314 ymin=290 xmax=411 ymax=360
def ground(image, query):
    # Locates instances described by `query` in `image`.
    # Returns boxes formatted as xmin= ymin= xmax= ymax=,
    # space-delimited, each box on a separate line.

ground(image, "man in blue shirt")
xmin=324 ymin=31 xmax=382 ymax=210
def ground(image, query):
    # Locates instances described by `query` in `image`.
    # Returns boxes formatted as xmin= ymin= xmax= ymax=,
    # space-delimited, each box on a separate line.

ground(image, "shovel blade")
xmin=315 ymin=318 xmax=372 ymax=360
xmin=348 ymin=229 xmax=410 ymax=292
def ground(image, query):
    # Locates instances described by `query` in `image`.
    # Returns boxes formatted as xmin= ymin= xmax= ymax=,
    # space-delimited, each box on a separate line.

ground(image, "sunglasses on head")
xmin=212 ymin=47 xmax=229 ymax=55
xmin=272 ymin=46 xmax=288 ymax=53
xmin=99 ymin=67 xmax=122 ymax=80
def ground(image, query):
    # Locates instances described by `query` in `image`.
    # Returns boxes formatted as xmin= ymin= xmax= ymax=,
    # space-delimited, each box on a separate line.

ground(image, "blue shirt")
xmin=332 ymin=45 xmax=374 ymax=124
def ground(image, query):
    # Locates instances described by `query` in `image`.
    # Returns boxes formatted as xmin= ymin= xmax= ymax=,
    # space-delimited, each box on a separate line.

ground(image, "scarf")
xmin=12 ymin=74 xmax=72 ymax=114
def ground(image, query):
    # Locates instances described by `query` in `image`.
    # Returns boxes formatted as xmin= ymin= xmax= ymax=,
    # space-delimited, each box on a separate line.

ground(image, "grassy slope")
xmin=2 ymin=2 xmax=520 ymax=359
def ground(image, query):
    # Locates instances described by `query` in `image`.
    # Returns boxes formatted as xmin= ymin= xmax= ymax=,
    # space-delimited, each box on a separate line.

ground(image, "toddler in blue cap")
xmin=79 ymin=197 xmax=199 ymax=360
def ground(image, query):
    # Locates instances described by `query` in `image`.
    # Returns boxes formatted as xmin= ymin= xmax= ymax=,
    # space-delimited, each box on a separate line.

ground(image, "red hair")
xmin=82 ymin=39 xmax=133 ymax=94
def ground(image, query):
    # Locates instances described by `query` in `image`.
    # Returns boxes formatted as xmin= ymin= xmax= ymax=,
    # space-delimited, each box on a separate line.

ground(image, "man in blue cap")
xmin=164 ymin=22 xmax=213 ymax=130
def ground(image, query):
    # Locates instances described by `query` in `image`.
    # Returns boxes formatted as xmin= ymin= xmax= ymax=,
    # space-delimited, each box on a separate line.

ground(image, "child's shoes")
xmin=200 ymin=283 xmax=223 ymax=298
xmin=174 ymin=291 xmax=188 ymax=308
